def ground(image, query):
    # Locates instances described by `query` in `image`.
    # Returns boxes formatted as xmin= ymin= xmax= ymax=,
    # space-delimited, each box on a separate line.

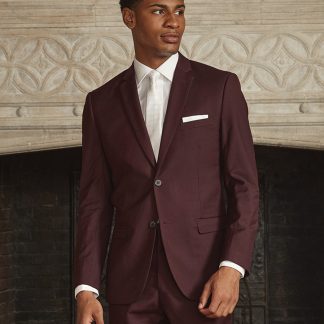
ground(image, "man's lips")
xmin=161 ymin=33 xmax=180 ymax=44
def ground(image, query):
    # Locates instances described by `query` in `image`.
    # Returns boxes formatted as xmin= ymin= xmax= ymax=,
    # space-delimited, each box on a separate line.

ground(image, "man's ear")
xmin=122 ymin=8 xmax=136 ymax=29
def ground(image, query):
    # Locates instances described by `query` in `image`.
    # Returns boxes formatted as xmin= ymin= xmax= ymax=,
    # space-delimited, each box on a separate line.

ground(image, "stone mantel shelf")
xmin=1 ymin=101 xmax=324 ymax=155
xmin=0 ymin=0 xmax=324 ymax=154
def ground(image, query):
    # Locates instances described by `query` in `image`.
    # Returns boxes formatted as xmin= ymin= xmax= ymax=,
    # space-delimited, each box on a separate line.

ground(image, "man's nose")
xmin=164 ymin=14 xmax=180 ymax=28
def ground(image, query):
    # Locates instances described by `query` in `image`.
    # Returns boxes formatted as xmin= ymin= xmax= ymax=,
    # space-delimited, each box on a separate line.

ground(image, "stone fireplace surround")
xmin=0 ymin=1 xmax=324 ymax=154
xmin=1 ymin=0 xmax=324 ymax=323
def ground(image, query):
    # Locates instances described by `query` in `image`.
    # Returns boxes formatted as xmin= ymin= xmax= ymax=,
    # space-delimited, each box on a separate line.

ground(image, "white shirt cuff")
xmin=75 ymin=284 xmax=99 ymax=299
xmin=219 ymin=260 xmax=245 ymax=278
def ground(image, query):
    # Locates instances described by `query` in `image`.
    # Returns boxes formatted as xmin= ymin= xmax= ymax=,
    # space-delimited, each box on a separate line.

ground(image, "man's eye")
xmin=175 ymin=10 xmax=184 ymax=15
xmin=152 ymin=9 xmax=164 ymax=15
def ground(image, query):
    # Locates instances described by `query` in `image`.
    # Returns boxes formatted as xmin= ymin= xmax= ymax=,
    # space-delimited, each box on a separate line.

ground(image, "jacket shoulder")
xmin=88 ymin=67 xmax=130 ymax=99
xmin=189 ymin=59 xmax=236 ymax=83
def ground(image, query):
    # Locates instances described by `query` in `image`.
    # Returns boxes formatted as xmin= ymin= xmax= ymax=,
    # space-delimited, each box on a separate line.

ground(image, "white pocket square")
xmin=182 ymin=114 xmax=208 ymax=123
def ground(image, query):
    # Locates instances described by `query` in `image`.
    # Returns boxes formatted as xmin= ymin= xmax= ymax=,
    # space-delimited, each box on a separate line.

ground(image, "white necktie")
xmin=145 ymin=70 xmax=164 ymax=161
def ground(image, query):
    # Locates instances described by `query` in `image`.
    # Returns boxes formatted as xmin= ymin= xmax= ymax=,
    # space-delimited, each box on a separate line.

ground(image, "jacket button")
xmin=154 ymin=179 xmax=162 ymax=187
xmin=149 ymin=220 xmax=157 ymax=228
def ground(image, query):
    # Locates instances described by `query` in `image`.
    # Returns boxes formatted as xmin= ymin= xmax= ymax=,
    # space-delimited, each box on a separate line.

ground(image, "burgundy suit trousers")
xmin=108 ymin=224 xmax=231 ymax=324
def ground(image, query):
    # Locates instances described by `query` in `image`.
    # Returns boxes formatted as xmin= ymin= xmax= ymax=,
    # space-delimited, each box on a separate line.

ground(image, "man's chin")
xmin=156 ymin=46 xmax=180 ymax=58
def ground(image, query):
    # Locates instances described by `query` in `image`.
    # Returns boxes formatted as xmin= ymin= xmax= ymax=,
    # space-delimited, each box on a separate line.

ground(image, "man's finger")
xmin=76 ymin=314 xmax=92 ymax=324
xmin=203 ymin=289 xmax=222 ymax=317
xmin=93 ymin=310 xmax=104 ymax=324
xmin=228 ymin=298 xmax=237 ymax=315
xmin=214 ymin=302 xmax=228 ymax=318
xmin=213 ymin=295 xmax=237 ymax=318
xmin=198 ymin=281 xmax=211 ymax=309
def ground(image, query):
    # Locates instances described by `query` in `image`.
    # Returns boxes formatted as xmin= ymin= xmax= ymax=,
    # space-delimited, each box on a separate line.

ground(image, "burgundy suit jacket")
xmin=74 ymin=52 xmax=259 ymax=304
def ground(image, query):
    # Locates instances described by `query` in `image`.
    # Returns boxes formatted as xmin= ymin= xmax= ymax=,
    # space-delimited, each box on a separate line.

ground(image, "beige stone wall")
xmin=0 ymin=0 xmax=324 ymax=154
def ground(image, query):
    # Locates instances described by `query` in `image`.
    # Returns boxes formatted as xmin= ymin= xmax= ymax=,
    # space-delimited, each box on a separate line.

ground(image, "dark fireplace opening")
xmin=0 ymin=146 xmax=323 ymax=323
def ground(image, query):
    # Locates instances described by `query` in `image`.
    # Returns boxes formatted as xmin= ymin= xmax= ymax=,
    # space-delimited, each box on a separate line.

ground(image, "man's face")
xmin=125 ymin=0 xmax=186 ymax=58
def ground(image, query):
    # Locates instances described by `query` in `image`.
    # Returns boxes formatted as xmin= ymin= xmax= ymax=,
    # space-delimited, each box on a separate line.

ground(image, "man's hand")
xmin=198 ymin=267 xmax=241 ymax=318
xmin=76 ymin=291 xmax=104 ymax=324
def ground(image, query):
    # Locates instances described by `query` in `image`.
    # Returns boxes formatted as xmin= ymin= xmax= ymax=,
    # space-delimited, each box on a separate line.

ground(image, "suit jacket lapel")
xmin=119 ymin=64 xmax=156 ymax=168
xmin=157 ymin=53 xmax=194 ymax=169
xmin=119 ymin=53 xmax=194 ymax=170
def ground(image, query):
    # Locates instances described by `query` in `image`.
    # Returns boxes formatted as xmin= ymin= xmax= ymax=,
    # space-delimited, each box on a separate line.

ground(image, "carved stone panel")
xmin=0 ymin=0 xmax=323 ymax=153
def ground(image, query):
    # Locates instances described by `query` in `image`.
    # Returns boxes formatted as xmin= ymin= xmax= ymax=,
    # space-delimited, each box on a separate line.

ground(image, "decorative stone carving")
xmin=1 ymin=32 xmax=323 ymax=98
xmin=0 ymin=0 xmax=323 ymax=154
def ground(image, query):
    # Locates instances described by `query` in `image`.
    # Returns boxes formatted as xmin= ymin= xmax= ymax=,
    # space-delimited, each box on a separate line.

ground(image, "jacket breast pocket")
xmin=196 ymin=217 xmax=225 ymax=234
xmin=180 ymin=117 xmax=216 ymax=130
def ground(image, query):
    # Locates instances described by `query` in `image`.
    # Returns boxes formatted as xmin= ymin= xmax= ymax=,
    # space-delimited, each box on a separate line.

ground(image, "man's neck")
xmin=134 ymin=52 xmax=178 ymax=69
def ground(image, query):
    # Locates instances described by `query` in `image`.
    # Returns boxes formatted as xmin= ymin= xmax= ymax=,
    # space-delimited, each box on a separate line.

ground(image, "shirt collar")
xmin=134 ymin=52 xmax=179 ymax=86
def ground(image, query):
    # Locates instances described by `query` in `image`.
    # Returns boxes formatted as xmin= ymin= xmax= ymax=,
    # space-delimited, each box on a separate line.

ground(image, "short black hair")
xmin=119 ymin=0 xmax=140 ymax=10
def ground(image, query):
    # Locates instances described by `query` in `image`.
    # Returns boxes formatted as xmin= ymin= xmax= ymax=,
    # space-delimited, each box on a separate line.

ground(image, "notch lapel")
xmin=119 ymin=65 xmax=156 ymax=168
xmin=156 ymin=53 xmax=194 ymax=169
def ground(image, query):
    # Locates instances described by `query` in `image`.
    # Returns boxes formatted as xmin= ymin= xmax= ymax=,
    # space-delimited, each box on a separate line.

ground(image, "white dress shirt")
xmin=134 ymin=52 xmax=178 ymax=128
xmin=75 ymin=53 xmax=244 ymax=299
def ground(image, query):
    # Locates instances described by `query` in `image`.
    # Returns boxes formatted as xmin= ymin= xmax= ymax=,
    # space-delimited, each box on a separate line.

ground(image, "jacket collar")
xmin=133 ymin=52 xmax=179 ymax=85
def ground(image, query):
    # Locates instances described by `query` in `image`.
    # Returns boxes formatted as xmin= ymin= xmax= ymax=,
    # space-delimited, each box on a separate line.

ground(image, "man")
xmin=74 ymin=0 xmax=259 ymax=323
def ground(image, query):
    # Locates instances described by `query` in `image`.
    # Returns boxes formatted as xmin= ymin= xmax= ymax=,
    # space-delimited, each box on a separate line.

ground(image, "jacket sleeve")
xmin=74 ymin=92 xmax=114 ymax=291
xmin=219 ymin=72 xmax=260 ymax=274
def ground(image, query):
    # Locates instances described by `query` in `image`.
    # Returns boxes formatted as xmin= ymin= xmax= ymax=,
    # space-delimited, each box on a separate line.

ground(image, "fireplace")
xmin=0 ymin=0 xmax=323 ymax=321
xmin=0 ymin=145 xmax=323 ymax=323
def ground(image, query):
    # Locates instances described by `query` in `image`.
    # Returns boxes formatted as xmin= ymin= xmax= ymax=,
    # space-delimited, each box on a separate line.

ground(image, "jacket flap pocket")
xmin=196 ymin=217 xmax=224 ymax=234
